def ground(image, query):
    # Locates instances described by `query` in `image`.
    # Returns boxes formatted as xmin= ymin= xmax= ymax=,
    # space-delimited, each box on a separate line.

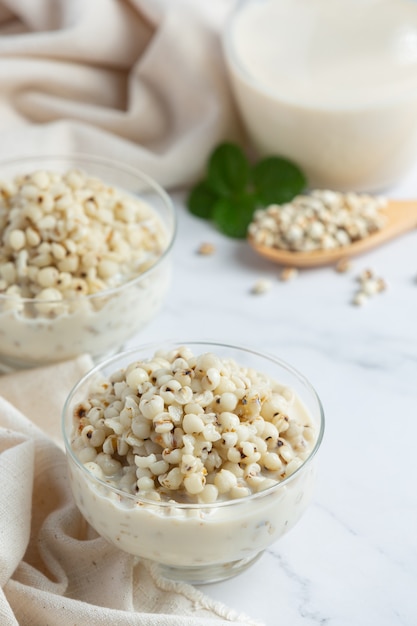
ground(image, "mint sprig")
xmin=187 ymin=142 xmax=306 ymax=239
xmin=207 ymin=143 xmax=250 ymax=196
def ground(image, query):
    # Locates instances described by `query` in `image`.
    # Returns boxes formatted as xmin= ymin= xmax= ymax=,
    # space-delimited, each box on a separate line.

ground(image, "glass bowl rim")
xmin=62 ymin=339 xmax=325 ymax=510
xmin=0 ymin=152 xmax=176 ymax=303
xmin=222 ymin=0 xmax=417 ymax=111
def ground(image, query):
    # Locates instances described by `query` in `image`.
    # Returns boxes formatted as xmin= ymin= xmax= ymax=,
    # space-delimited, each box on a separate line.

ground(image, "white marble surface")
xmin=125 ymin=172 xmax=417 ymax=626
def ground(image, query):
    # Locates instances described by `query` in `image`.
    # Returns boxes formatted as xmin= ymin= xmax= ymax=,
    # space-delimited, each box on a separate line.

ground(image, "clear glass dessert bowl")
xmin=0 ymin=155 xmax=176 ymax=371
xmin=63 ymin=341 xmax=325 ymax=584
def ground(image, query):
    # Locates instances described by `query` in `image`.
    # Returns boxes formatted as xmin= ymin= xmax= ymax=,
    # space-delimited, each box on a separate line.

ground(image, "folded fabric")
xmin=0 ymin=355 xmax=92 ymax=446
xmin=0 ymin=358 xmax=263 ymax=625
xmin=0 ymin=0 xmax=241 ymax=188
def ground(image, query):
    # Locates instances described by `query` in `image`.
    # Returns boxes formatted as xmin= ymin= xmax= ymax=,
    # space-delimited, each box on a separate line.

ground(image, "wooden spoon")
xmin=248 ymin=199 xmax=417 ymax=268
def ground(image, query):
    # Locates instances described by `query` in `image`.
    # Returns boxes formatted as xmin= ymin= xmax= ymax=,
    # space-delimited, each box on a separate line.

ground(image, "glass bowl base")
xmin=152 ymin=551 xmax=264 ymax=585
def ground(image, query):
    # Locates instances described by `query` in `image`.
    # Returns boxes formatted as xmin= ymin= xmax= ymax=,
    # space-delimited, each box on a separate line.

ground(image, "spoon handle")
xmin=385 ymin=199 xmax=417 ymax=235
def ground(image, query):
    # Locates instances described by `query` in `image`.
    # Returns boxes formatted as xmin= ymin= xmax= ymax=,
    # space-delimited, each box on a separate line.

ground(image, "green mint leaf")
xmin=253 ymin=156 xmax=306 ymax=205
xmin=186 ymin=141 xmax=308 ymax=239
xmin=207 ymin=142 xmax=250 ymax=197
xmin=187 ymin=181 xmax=218 ymax=219
xmin=212 ymin=193 xmax=257 ymax=239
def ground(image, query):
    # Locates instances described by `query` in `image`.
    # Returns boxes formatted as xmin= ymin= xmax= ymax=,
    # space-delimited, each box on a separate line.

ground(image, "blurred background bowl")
xmin=0 ymin=155 xmax=176 ymax=371
xmin=223 ymin=0 xmax=417 ymax=192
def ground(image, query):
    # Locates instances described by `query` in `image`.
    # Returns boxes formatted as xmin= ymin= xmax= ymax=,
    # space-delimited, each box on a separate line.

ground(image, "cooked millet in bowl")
xmin=63 ymin=341 xmax=325 ymax=584
xmin=0 ymin=155 xmax=176 ymax=371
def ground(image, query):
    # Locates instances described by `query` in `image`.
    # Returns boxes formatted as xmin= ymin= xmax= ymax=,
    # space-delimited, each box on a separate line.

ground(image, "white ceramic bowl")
xmin=223 ymin=0 xmax=417 ymax=192
xmin=0 ymin=155 xmax=176 ymax=371
xmin=63 ymin=341 xmax=325 ymax=584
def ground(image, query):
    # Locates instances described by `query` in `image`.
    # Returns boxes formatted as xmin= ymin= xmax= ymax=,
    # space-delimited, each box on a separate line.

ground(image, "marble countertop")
xmin=126 ymin=175 xmax=417 ymax=626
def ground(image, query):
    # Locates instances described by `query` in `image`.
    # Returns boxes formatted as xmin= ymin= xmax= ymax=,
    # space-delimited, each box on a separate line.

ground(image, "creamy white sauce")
xmin=231 ymin=0 xmax=417 ymax=106
xmin=0 ymin=250 xmax=171 ymax=369
xmin=225 ymin=0 xmax=417 ymax=190
xmin=68 ymin=444 xmax=317 ymax=568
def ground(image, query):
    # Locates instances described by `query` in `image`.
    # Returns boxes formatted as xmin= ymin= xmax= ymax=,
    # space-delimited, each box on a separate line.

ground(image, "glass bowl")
xmin=223 ymin=0 xmax=417 ymax=191
xmin=63 ymin=341 xmax=325 ymax=584
xmin=0 ymin=155 xmax=176 ymax=371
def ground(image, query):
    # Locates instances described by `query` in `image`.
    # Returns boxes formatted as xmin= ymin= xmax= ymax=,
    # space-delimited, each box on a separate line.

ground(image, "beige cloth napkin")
xmin=0 ymin=2 xmax=262 ymax=623
xmin=0 ymin=358 xmax=263 ymax=626
xmin=0 ymin=0 xmax=241 ymax=189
